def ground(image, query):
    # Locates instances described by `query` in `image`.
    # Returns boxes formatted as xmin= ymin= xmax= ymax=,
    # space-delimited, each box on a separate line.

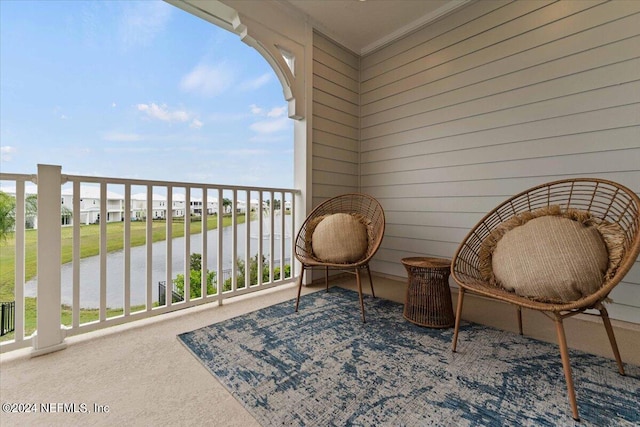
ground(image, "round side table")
xmin=401 ymin=257 xmax=454 ymax=328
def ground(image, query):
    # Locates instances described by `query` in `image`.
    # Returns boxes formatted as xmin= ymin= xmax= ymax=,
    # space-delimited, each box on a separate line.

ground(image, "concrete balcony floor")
xmin=2 ymin=275 xmax=639 ymax=426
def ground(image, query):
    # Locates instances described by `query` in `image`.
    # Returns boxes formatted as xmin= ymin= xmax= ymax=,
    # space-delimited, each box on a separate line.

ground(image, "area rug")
xmin=178 ymin=287 xmax=640 ymax=426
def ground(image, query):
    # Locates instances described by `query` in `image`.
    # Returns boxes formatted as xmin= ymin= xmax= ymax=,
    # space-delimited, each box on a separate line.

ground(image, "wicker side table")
xmin=401 ymin=257 xmax=454 ymax=328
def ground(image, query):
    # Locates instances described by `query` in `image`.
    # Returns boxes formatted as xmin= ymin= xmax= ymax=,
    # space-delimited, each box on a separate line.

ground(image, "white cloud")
xmin=250 ymin=117 xmax=290 ymax=134
xmin=248 ymin=104 xmax=290 ymax=134
xmin=250 ymin=104 xmax=287 ymax=118
xmin=180 ymin=63 xmax=234 ymax=97
xmin=267 ymin=106 xmax=287 ymax=118
xmin=111 ymin=102 xmax=117 ymax=108
xmin=1 ymin=146 xmax=16 ymax=162
xmin=239 ymin=73 xmax=272 ymax=91
xmin=119 ymin=1 xmax=172 ymax=49
xmin=250 ymin=104 xmax=263 ymax=115
xmin=190 ymin=119 xmax=203 ymax=129
xmin=137 ymin=103 xmax=192 ymax=123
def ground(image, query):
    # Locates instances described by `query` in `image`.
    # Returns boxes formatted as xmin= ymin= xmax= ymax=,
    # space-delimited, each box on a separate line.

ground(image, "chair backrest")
xmin=295 ymin=193 xmax=385 ymax=266
xmin=452 ymin=178 xmax=640 ymax=306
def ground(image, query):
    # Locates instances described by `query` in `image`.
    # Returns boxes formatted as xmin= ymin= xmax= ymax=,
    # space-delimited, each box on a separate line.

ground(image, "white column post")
xmin=32 ymin=164 xmax=67 ymax=356
xmin=292 ymin=22 xmax=313 ymax=285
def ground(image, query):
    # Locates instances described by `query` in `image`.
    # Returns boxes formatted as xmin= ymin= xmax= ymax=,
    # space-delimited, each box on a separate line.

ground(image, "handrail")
xmin=60 ymin=173 xmax=296 ymax=194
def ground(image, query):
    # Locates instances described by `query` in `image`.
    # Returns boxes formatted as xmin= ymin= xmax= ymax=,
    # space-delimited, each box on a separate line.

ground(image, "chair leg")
xmin=452 ymin=288 xmax=465 ymax=352
xmin=598 ymin=304 xmax=625 ymax=375
xmin=365 ymin=265 xmax=375 ymax=298
xmin=295 ymin=266 xmax=305 ymax=312
xmin=517 ymin=306 xmax=523 ymax=335
xmin=325 ymin=266 xmax=329 ymax=292
xmin=356 ymin=268 xmax=366 ymax=323
xmin=554 ymin=315 xmax=580 ymax=421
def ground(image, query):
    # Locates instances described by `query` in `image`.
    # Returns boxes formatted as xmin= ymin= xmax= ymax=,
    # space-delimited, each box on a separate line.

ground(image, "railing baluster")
xmin=99 ymin=182 xmax=107 ymax=322
xmin=124 ymin=184 xmax=131 ymax=316
xmin=166 ymin=186 xmax=173 ymax=308
xmin=14 ymin=180 xmax=25 ymax=342
xmin=72 ymin=180 xmax=80 ymax=328
xmin=146 ymin=186 xmax=153 ymax=311
xmin=231 ymin=189 xmax=237 ymax=292
xmin=245 ymin=190 xmax=251 ymax=289
xmin=280 ymin=191 xmax=285 ymax=281
xmin=201 ymin=189 xmax=208 ymax=298
xmin=269 ymin=191 xmax=275 ymax=283
xmin=217 ymin=188 xmax=223 ymax=303
xmin=289 ymin=193 xmax=304 ymax=277
xmin=258 ymin=191 xmax=264 ymax=287
xmin=184 ymin=186 xmax=191 ymax=303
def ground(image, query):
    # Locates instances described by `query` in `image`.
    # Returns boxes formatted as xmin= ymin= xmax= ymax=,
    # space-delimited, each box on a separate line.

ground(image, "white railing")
xmin=0 ymin=164 xmax=300 ymax=354
xmin=0 ymin=172 xmax=29 ymax=348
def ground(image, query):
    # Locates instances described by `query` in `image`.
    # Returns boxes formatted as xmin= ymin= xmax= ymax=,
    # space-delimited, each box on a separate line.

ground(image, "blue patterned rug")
xmin=178 ymin=287 xmax=640 ymax=426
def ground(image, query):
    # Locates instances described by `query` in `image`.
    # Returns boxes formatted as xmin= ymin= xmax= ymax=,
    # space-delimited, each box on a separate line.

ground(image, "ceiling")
xmin=281 ymin=0 xmax=470 ymax=55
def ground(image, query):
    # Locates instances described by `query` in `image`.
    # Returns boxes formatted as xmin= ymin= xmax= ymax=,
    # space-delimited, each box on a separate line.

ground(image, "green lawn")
xmin=0 ymin=214 xmax=245 ymax=341
xmin=60 ymin=303 xmax=149 ymax=326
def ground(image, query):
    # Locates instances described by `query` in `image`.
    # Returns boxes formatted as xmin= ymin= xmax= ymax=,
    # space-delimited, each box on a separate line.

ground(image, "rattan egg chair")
xmin=450 ymin=178 xmax=640 ymax=421
xmin=294 ymin=193 xmax=385 ymax=323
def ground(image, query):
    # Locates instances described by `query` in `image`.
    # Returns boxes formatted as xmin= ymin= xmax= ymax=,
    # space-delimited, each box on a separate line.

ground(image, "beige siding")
xmin=359 ymin=0 xmax=640 ymax=322
xmin=311 ymin=32 xmax=360 ymax=207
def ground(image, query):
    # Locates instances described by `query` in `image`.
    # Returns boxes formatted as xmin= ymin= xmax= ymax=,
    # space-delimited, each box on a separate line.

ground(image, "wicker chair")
xmin=451 ymin=178 xmax=640 ymax=421
xmin=294 ymin=193 xmax=385 ymax=322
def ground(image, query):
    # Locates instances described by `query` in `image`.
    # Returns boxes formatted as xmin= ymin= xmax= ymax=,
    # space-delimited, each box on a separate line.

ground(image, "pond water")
xmin=25 ymin=214 xmax=293 ymax=308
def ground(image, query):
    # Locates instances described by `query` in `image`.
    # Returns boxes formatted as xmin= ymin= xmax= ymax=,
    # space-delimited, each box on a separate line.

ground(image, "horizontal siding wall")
xmin=359 ymin=0 xmax=640 ymax=322
xmin=312 ymin=32 xmax=360 ymax=208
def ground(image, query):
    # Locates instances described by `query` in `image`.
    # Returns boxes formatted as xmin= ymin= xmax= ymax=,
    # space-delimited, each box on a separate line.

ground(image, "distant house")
xmin=2 ymin=184 xmax=223 ymax=228
xmin=236 ymin=199 xmax=246 ymax=214
xmin=61 ymin=186 xmax=124 ymax=225
xmin=130 ymin=193 xmax=150 ymax=220
xmin=130 ymin=192 xmax=218 ymax=220
xmin=131 ymin=192 xmax=169 ymax=220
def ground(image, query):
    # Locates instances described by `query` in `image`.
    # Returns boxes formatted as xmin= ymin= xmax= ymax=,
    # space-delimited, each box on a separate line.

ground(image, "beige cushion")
xmin=311 ymin=213 xmax=368 ymax=263
xmin=492 ymin=215 xmax=609 ymax=302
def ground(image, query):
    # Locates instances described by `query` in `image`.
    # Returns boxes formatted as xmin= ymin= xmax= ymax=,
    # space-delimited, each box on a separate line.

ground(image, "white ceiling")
xmin=281 ymin=0 xmax=470 ymax=55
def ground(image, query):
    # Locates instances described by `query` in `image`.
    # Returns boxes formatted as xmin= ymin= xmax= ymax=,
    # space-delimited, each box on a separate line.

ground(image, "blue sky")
xmin=0 ymin=0 xmax=294 ymax=189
